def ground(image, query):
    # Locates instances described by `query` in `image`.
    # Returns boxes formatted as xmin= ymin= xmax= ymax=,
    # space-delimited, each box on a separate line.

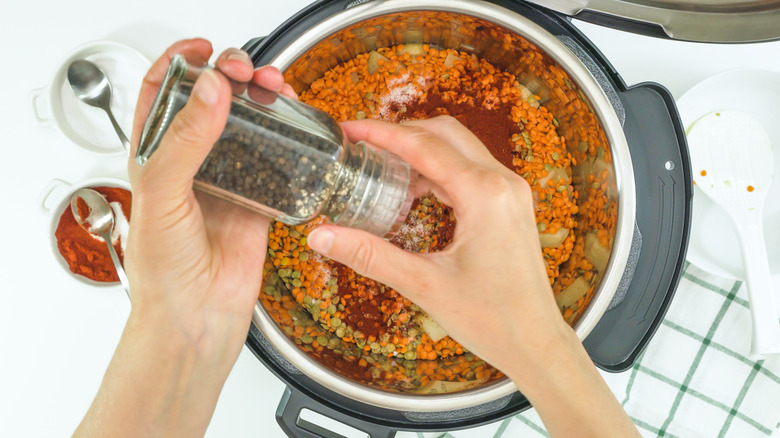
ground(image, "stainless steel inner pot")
xmin=251 ymin=0 xmax=636 ymax=412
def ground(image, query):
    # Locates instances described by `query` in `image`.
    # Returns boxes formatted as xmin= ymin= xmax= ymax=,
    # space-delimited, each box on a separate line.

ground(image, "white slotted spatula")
xmin=688 ymin=110 xmax=780 ymax=358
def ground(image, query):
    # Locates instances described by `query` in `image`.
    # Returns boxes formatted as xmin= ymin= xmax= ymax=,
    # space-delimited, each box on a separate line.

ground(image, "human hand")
xmin=75 ymin=39 xmax=301 ymax=437
xmin=306 ymin=116 xmax=572 ymax=381
xmin=125 ymin=38 xmax=296 ymax=368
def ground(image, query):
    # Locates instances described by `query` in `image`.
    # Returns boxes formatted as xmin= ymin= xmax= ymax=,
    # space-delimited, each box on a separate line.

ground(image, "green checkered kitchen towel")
xmin=398 ymin=262 xmax=780 ymax=438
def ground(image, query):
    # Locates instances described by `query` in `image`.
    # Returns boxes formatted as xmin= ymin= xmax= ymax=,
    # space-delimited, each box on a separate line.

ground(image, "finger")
xmin=402 ymin=116 xmax=504 ymax=171
xmin=137 ymin=68 xmax=232 ymax=205
xmin=307 ymin=224 xmax=435 ymax=295
xmin=252 ymin=66 xmax=285 ymax=93
xmin=281 ymin=83 xmax=298 ymax=100
xmin=247 ymin=68 xmax=297 ymax=103
xmin=214 ymin=48 xmax=254 ymax=83
xmin=247 ymin=82 xmax=280 ymax=105
xmin=130 ymin=39 xmax=213 ymax=159
xmin=408 ymin=174 xmax=454 ymax=207
xmin=341 ymin=119 xmax=478 ymax=205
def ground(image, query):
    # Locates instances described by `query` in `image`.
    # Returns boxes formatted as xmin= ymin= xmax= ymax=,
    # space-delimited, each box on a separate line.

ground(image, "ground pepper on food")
xmin=55 ymin=186 xmax=131 ymax=282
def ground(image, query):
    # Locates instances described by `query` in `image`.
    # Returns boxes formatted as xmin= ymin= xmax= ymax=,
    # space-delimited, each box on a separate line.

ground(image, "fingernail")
xmin=194 ymin=69 xmax=220 ymax=105
xmin=308 ymin=228 xmax=335 ymax=253
xmin=227 ymin=50 xmax=249 ymax=62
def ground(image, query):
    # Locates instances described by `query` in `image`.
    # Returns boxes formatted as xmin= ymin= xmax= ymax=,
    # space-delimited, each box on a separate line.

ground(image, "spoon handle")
xmin=104 ymin=108 xmax=131 ymax=152
xmin=735 ymin=213 xmax=780 ymax=358
xmin=102 ymin=231 xmax=131 ymax=299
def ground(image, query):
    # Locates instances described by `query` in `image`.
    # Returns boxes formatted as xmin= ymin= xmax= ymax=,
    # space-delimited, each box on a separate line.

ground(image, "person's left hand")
xmin=74 ymin=40 xmax=300 ymax=437
xmin=125 ymin=38 xmax=296 ymax=369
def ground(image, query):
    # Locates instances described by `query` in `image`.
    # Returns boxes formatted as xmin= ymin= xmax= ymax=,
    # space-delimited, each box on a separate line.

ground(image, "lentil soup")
xmin=258 ymin=12 xmax=618 ymax=394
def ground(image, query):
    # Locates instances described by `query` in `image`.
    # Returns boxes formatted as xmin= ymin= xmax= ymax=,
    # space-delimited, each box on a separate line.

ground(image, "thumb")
xmin=308 ymin=225 xmax=434 ymax=294
xmin=139 ymin=68 xmax=231 ymax=202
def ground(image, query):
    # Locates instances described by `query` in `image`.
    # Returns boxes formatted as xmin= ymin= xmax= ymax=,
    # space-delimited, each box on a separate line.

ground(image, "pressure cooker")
xmin=234 ymin=0 xmax=778 ymax=435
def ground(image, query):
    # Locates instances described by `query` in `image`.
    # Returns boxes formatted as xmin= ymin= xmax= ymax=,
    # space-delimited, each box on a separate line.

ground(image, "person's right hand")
xmin=306 ymin=116 xmax=573 ymax=381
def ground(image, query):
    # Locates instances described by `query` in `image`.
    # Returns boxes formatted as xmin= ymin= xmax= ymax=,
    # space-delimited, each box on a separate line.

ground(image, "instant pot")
xmin=235 ymin=0 xmax=775 ymax=435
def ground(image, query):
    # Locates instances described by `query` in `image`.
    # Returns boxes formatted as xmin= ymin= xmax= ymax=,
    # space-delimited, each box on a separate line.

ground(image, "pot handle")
xmin=31 ymin=87 xmax=53 ymax=126
xmin=39 ymin=178 xmax=72 ymax=213
xmin=583 ymin=81 xmax=692 ymax=372
xmin=276 ymin=386 xmax=397 ymax=438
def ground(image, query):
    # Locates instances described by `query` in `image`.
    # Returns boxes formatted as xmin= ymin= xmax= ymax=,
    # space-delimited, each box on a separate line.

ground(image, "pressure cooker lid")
xmin=526 ymin=0 xmax=780 ymax=42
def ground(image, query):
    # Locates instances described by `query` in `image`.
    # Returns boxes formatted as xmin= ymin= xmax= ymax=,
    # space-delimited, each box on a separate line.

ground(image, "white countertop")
xmin=2 ymin=1 xmax=780 ymax=437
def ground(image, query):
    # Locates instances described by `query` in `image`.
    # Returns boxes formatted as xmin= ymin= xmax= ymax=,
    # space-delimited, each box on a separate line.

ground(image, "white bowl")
xmin=40 ymin=177 xmax=131 ymax=288
xmin=30 ymin=40 xmax=150 ymax=156
xmin=677 ymin=68 xmax=780 ymax=280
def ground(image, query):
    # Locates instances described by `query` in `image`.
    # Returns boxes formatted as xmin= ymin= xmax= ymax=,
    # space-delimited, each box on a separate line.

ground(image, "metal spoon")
xmin=71 ymin=188 xmax=130 ymax=297
xmin=67 ymin=59 xmax=131 ymax=151
xmin=688 ymin=110 xmax=779 ymax=358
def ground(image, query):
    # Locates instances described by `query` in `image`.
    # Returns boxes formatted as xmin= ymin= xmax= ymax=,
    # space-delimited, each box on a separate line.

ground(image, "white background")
xmin=1 ymin=0 xmax=780 ymax=437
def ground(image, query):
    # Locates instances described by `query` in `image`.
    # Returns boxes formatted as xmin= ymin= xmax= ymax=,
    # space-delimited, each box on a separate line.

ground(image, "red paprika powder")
xmin=55 ymin=186 xmax=132 ymax=282
xmin=399 ymin=83 xmax=519 ymax=170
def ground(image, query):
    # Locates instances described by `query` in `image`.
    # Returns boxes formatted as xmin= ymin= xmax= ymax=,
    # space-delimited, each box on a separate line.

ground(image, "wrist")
xmin=502 ymin=320 xmax=585 ymax=394
xmin=504 ymin=323 xmax=640 ymax=437
xmin=123 ymin=309 xmax=231 ymax=397
xmin=124 ymin=297 xmax=247 ymax=402
xmin=128 ymin=287 xmax=253 ymax=363
xmin=81 ymin=310 xmax=233 ymax=437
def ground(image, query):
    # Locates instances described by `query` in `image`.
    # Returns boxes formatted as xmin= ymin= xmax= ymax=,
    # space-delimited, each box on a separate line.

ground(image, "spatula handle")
xmin=735 ymin=214 xmax=780 ymax=358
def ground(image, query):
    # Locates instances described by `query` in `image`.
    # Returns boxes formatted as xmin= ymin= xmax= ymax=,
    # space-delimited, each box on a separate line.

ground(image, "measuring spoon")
xmin=71 ymin=188 xmax=130 ymax=298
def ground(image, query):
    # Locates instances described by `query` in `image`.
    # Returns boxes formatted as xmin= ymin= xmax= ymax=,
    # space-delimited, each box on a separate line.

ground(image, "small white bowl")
xmin=30 ymin=40 xmax=150 ymax=156
xmin=40 ymin=177 xmax=131 ymax=288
